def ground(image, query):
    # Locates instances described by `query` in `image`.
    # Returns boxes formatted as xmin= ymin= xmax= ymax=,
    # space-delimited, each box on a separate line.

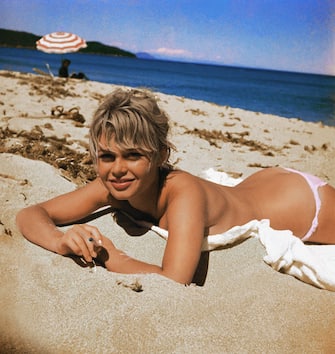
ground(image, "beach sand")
xmin=1 ymin=70 xmax=335 ymax=353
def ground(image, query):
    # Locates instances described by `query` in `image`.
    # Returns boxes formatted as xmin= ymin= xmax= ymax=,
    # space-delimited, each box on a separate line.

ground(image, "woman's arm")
xmin=16 ymin=178 xmax=112 ymax=260
xmin=160 ymin=176 xmax=207 ymax=283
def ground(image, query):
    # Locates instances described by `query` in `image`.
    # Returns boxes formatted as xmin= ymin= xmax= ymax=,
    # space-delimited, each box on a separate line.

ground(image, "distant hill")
xmin=136 ymin=52 xmax=156 ymax=60
xmin=0 ymin=28 xmax=40 ymax=47
xmin=80 ymin=41 xmax=135 ymax=57
xmin=0 ymin=28 xmax=136 ymax=58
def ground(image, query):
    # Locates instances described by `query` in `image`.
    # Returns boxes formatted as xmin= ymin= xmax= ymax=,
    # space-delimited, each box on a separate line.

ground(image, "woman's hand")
xmin=56 ymin=224 xmax=109 ymax=263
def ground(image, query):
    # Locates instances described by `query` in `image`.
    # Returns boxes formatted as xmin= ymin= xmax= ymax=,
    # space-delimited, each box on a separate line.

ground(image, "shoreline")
xmin=1 ymin=70 xmax=335 ymax=353
xmin=2 ymin=48 xmax=334 ymax=125
xmin=1 ymin=70 xmax=334 ymax=184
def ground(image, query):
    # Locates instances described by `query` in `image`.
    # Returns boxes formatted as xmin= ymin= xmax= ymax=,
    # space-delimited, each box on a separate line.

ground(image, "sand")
xmin=1 ymin=70 xmax=335 ymax=353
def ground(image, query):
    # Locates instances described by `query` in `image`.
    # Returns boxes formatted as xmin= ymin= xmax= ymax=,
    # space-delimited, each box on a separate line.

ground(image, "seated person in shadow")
xmin=58 ymin=59 xmax=71 ymax=78
xmin=59 ymin=58 xmax=88 ymax=80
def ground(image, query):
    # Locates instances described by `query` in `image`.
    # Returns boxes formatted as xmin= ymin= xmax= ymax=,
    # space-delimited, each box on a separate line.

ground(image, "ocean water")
xmin=1 ymin=47 xmax=334 ymax=126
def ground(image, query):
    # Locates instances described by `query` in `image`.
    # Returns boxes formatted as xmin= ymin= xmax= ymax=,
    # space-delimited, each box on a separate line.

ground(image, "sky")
xmin=1 ymin=0 xmax=334 ymax=75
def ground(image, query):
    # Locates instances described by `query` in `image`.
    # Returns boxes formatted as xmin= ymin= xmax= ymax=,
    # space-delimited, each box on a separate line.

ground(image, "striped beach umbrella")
xmin=36 ymin=31 xmax=87 ymax=54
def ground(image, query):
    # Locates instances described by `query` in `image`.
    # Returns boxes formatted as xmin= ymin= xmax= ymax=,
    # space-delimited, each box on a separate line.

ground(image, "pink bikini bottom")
xmin=285 ymin=168 xmax=327 ymax=241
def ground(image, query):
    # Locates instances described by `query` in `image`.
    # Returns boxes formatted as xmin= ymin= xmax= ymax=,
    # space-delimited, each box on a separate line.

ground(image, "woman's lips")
xmin=110 ymin=179 xmax=134 ymax=191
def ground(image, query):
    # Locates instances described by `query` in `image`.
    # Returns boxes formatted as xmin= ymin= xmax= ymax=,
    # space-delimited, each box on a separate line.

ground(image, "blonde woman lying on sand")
xmin=16 ymin=88 xmax=335 ymax=285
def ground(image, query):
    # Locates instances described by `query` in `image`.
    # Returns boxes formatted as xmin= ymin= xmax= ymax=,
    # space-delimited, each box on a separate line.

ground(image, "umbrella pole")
xmin=45 ymin=63 xmax=54 ymax=77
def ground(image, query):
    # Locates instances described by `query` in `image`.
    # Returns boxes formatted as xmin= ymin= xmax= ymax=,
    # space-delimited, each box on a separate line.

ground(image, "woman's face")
xmin=96 ymin=134 xmax=160 ymax=203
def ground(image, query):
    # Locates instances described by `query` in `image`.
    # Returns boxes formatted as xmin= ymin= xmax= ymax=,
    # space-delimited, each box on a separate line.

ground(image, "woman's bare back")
xmin=197 ymin=167 xmax=335 ymax=243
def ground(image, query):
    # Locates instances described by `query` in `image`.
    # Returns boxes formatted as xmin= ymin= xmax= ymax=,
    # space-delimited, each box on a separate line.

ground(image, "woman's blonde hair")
xmin=89 ymin=88 xmax=174 ymax=166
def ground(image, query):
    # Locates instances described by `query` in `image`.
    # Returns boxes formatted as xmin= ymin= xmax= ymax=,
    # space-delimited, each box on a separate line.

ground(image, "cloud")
xmin=148 ymin=47 xmax=192 ymax=58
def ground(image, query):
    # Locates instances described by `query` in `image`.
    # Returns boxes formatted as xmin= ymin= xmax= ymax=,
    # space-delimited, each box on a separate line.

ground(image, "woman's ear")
xmin=93 ymin=162 xmax=99 ymax=176
xmin=158 ymin=148 xmax=169 ymax=166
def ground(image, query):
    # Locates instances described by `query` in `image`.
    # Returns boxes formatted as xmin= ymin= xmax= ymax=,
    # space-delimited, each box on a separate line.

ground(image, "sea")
xmin=1 ymin=47 xmax=334 ymax=126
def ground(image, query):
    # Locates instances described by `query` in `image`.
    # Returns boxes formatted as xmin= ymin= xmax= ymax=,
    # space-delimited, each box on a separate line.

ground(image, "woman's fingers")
xmin=63 ymin=224 xmax=103 ymax=262
xmin=82 ymin=224 xmax=103 ymax=246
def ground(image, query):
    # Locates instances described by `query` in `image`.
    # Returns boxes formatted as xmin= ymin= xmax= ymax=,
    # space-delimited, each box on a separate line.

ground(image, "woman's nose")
xmin=112 ymin=157 xmax=127 ymax=176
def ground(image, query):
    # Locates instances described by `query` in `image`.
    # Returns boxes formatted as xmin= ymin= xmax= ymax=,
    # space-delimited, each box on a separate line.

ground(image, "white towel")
xmin=149 ymin=169 xmax=335 ymax=291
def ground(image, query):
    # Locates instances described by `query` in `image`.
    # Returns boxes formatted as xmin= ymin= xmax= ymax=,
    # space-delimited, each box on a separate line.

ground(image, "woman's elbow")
xmin=16 ymin=207 xmax=28 ymax=232
xmin=16 ymin=205 xmax=47 ymax=235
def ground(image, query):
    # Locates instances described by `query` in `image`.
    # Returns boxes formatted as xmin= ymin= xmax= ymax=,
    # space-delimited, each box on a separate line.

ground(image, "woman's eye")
xmin=98 ymin=153 xmax=115 ymax=161
xmin=126 ymin=152 xmax=142 ymax=160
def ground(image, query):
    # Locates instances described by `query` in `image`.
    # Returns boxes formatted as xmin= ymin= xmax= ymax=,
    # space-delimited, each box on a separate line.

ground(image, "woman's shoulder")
xmin=165 ymin=169 xmax=202 ymax=186
xmin=163 ymin=170 xmax=211 ymax=203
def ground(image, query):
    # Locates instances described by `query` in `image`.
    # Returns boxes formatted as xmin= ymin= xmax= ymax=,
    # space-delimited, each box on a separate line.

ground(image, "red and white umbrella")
xmin=36 ymin=31 xmax=87 ymax=54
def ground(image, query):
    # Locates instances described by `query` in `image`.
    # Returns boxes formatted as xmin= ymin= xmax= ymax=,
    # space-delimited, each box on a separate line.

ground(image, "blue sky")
xmin=1 ymin=0 xmax=334 ymax=75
